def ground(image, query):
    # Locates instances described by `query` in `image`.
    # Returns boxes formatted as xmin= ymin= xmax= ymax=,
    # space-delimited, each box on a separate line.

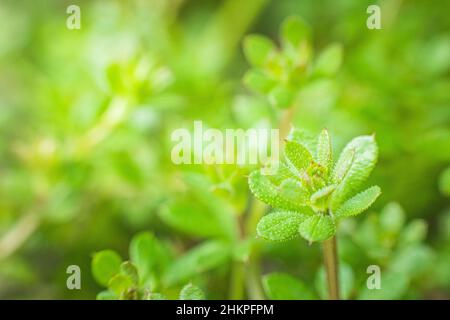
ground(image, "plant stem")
xmin=244 ymin=197 xmax=266 ymax=300
xmin=322 ymin=236 xmax=340 ymax=300
xmin=229 ymin=260 xmax=245 ymax=299
xmin=0 ymin=212 xmax=40 ymax=261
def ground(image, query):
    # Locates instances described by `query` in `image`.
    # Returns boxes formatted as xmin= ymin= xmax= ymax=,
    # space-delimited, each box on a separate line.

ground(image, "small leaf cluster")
xmin=249 ymin=128 xmax=381 ymax=243
xmin=91 ymin=231 xmax=205 ymax=300
xmin=243 ymin=16 xmax=342 ymax=108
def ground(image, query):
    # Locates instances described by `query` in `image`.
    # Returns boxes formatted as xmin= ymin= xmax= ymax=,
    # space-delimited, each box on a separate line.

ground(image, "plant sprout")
xmin=248 ymin=128 xmax=381 ymax=299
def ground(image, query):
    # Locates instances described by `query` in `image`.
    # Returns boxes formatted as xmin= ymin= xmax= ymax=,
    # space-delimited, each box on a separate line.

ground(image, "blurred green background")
xmin=0 ymin=0 xmax=449 ymax=299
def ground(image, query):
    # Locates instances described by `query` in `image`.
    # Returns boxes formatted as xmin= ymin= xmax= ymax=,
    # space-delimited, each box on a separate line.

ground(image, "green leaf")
xmin=390 ymin=244 xmax=434 ymax=276
xmin=314 ymin=43 xmax=343 ymax=76
xmin=281 ymin=16 xmax=310 ymax=49
xmin=108 ymin=274 xmax=134 ymax=296
xmin=316 ymin=129 xmax=332 ymax=172
xmin=379 ymin=202 xmax=405 ymax=234
xmin=298 ymin=214 xmax=335 ymax=242
xmin=315 ymin=262 xmax=354 ymax=300
xmin=184 ymin=173 xmax=236 ymax=238
xmin=243 ymin=35 xmax=276 ymax=67
xmin=143 ymin=292 xmax=166 ymax=300
xmin=330 ymin=135 xmax=378 ymax=211
xmin=358 ymin=271 xmax=409 ymax=300
xmin=332 ymin=148 xmax=355 ymax=184
xmin=263 ymin=273 xmax=315 ymax=300
xmin=159 ymin=174 xmax=235 ymax=239
xmin=398 ymin=220 xmax=428 ymax=247
xmin=335 ymin=186 xmax=381 ymax=217
xmin=163 ymin=241 xmax=230 ymax=286
xmin=129 ymin=232 xmax=171 ymax=289
xmin=96 ymin=290 xmax=117 ymax=300
xmin=243 ymin=70 xmax=275 ymax=93
xmin=285 ymin=140 xmax=313 ymax=172
xmin=287 ymin=128 xmax=318 ymax=155
xmin=278 ymin=178 xmax=310 ymax=205
xmin=268 ymin=85 xmax=294 ymax=108
xmin=248 ymin=170 xmax=310 ymax=211
xmin=310 ymin=184 xmax=336 ymax=206
xmin=179 ymin=283 xmax=205 ymax=300
xmin=160 ymin=201 xmax=230 ymax=238
xmin=257 ymin=211 xmax=310 ymax=241
xmin=92 ymin=250 xmax=122 ymax=286
xmin=120 ymin=262 xmax=139 ymax=286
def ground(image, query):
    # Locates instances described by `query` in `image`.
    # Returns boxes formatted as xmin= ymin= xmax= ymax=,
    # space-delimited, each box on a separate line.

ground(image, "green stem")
xmin=244 ymin=198 xmax=266 ymax=300
xmin=322 ymin=236 xmax=340 ymax=300
xmin=229 ymin=260 xmax=245 ymax=299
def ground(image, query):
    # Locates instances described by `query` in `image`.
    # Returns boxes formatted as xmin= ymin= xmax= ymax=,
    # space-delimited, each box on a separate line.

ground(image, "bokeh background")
xmin=0 ymin=0 xmax=449 ymax=299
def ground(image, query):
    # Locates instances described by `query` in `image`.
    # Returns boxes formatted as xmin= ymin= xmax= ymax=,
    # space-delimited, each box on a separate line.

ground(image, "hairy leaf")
xmin=310 ymin=184 xmax=336 ymax=206
xmin=285 ymin=140 xmax=313 ymax=172
xmin=263 ymin=273 xmax=315 ymax=300
xmin=298 ymin=214 xmax=335 ymax=242
xmin=287 ymin=128 xmax=317 ymax=155
xmin=257 ymin=211 xmax=310 ymax=241
xmin=316 ymin=129 xmax=333 ymax=172
xmin=335 ymin=186 xmax=381 ymax=217
xmin=330 ymin=135 xmax=378 ymax=211
xmin=248 ymin=170 xmax=309 ymax=210
xmin=332 ymin=148 xmax=355 ymax=184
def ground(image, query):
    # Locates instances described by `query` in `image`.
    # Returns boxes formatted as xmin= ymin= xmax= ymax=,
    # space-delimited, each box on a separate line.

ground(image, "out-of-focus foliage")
xmin=0 ymin=0 xmax=448 ymax=299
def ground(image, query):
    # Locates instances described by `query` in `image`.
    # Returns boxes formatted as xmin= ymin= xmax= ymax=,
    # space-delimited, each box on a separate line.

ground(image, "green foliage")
xmin=91 ymin=232 xmax=213 ymax=300
xmin=340 ymin=202 xmax=435 ymax=299
xmin=263 ymin=273 xmax=315 ymax=300
xmin=0 ymin=1 xmax=448 ymax=301
xmin=243 ymin=15 xmax=342 ymax=108
xmin=439 ymin=167 xmax=450 ymax=197
xmin=257 ymin=211 xmax=309 ymax=241
xmin=315 ymin=263 xmax=355 ymax=300
xmin=179 ymin=283 xmax=205 ymax=300
xmin=92 ymin=250 xmax=123 ymax=287
xmin=163 ymin=240 xmax=231 ymax=286
xmin=249 ymin=128 xmax=380 ymax=243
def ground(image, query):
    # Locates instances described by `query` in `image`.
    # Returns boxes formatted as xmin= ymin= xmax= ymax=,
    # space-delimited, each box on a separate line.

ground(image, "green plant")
xmin=248 ymin=128 xmax=381 ymax=299
xmin=91 ymin=232 xmax=205 ymax=300
xmin=243 ymin=16 xmax=342 ymax=109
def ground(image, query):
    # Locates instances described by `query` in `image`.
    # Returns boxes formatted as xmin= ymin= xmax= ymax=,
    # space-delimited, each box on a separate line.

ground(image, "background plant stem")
xmin=322 ymin=235 xmax=340 ymax=300
xmin=229 ymin=260 xmax=245 ymax=299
